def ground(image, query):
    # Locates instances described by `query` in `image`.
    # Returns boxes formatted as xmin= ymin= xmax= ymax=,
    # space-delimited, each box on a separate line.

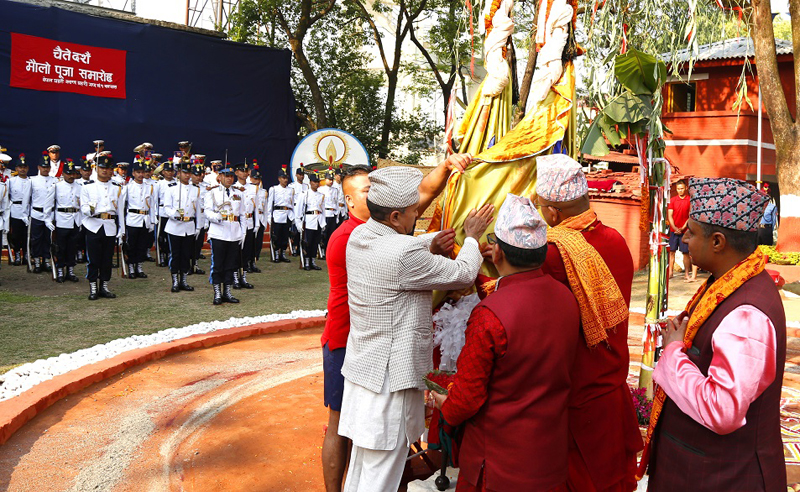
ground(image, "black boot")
xmin=99 ymin=281 xmax=116 ymax=299
xmin=180 ymin=273 xmax=194 ymax=291
xmin=279 ymin=250 xmax=290 ymax=263
xmin=66 ymin=266 xmax=80 ymax=282
xmin=33 ymin=257 xmax=42 ymax=274
xmin=136 ymin=263 xmax=148 ymax=279
xmin=303 ymin=258 xmax=311 ymax=271
xmin=310 ymin=258 xmax=322 ymax=271
xmin=88 ymin=280 xmax=98 ymax=301
xmin=128 ymin=264 xmax=136 ymax=279
xmin=239 ymin=271 xmax=254 ymax=289
xmin=56 ymin=267 xmax=65 ymax=283
xmin=43 ymin=257 xmax=52 ymax=271
xmin=13 ymin=251 xmax=21 ymax=266
xmin=192 ymin=263 xmax=205 ymax=275
xmin=250 ymin=260 xmax=262 ymax=273
xmin=232 ymin=271 xmax=242 ymax=289
xmin=145 ymin=253 xmax=155 ymax=262
xmin=213 ymin=283 xmax=224 ymax=305
xmin=271 ymin=252 xmax=280 ymax=263
xmin=223 ymin=284 xmax=240 ymax=303
xmin=171 ymin=273 xmax=180 ymax=292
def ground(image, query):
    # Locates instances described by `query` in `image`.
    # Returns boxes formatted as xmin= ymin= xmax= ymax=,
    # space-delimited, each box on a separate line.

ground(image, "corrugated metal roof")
xmin=665 ymin=37 xmax=793 ymax=64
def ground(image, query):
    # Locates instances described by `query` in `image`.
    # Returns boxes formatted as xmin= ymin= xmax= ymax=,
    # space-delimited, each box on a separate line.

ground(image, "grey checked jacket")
xmin=342 ymin=219 xmax=483 ymax=393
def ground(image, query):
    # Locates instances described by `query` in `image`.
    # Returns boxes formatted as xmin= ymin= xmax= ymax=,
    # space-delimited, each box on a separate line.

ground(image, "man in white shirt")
xmin=80 ymin=155 xmax=126 ymax=300
xmin=53 ymin=160 xmax=83 ymax=283
xmin=156 ymin=160 xmax=177 ymax=266
xmin=289 ymin=167 xmax=309 ymax=256
xmin=45 ymin=145 xmax=63 ymax=178
xmin=318 ymin=172 xmax=340 ymax=256
xmin=76 ymin=160 xmax=94 ymax=264
xmin=267 ymin=168 xmax=295 ymax=264
xmin=164 ymin=161 xmax=201 ymax=293
xmin=190 ymin=163 xmax=210 ymax=275
xmin=8 ymin=157 xmax=31 ymax=266
xmin=0 ymin=158 xmax=9 ymax=283
xmin=339 ymin=165 xmax=494 ymax=492
xmin=249 ymin=168 xmax=268 ymax=271
xmin=294 ymin=173 xmax=326 ymax=271
xmin=125 ymin=160 xmax=157 ymax=279
xmin=29 ymin=156 xmax=58 ymax=274
xmin=233 ymin=162 xmax=255 ymax=289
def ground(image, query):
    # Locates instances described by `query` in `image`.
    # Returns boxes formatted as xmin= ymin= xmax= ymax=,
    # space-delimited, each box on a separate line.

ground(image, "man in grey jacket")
xmin=339 ymin=165 xmax=493 ymax=492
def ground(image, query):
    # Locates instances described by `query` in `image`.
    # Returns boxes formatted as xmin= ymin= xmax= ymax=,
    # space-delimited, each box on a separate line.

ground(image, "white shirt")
xmin=267 ymin=184 xmax=295 ymax=224
xmin=195 ymin=180 xmax=211 ymax=232
xmin=125 ymin=180 xmax=156 ymax=230
xmin=9 ymin=176 xmax=31 ymax=220
xmin=47 ymin=160 xmax=62 ymax=178
xmin=289 ymin=180 xmax=308 ymax=209
xmin=237 ymin=181 xmax=257 ymax=230
xmin=80 ymin=179 xmax=126 ymax=236
xmin=203 ymin=171 xmax=219 ymax=187
xmin=204 ymin=184 xmax=246 ymax=242
xmin=54 ymin=180 xmax=82 ymax=229
xmin=318 ymin=185 xmax=340 ymax=218
xmin=0 ymin=178 xmax=10 ymax=232
xmin=294 ymin=189 xmax=325 ymax=231
xmin=333 ymin=181 xmax=347 ymax=218
xmin=164 ymin=182 xmax=200 ymax=237
xmin=157 ymin=178 xmax=176 ymax=217
xmin=30 ymin=174 xmax=57 ymax=223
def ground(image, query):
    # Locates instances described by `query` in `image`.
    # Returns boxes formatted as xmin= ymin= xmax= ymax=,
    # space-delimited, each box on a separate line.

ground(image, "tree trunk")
xmin=290 ymin=39 xmax=328 ymax=129
xmin=751 ymin=0 xmax=800 ymax=251
xmin=380 ymin=71 xmax=398 ymax=158
xmin=514 ymin=8 xmax=539 ymax=126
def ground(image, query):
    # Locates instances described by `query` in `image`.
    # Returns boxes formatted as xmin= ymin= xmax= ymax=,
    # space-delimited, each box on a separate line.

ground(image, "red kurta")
xmin=442 ymin=269 xmax=580 ymax=492
xmin=321 ymin=215 xmax=365 ymax=350
xmin=542 ymin=219 xmax=643 ymax=492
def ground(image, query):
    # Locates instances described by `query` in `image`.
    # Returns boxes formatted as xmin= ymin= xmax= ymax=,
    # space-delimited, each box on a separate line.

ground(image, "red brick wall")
xmin=591 ymin=198 xmax=649 ymax=271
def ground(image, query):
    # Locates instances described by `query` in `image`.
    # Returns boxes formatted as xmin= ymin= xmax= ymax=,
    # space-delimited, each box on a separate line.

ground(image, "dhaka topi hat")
xmin=536 ymin=153 xmax=588 ymax=203
xmin=495 ymin=193 xmax=548 ymax=249
xmin=688 ymin=177 xmax=770 ymax=232
xmin=368 ymin=166 xmax=423 ymax=208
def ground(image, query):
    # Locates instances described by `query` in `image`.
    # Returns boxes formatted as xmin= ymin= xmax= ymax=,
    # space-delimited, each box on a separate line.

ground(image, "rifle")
xmin=49 ymin=230 xmax=57 ymax=281
xmin=4 ymin=231 xmax=11 ymax=266
xmin=25 ymin=217 xmax=32 ymax=272
xmin=269 ymin=220 xmax=277 ymax=262
xmin=118 ymin=236 xmax=128 ymax=278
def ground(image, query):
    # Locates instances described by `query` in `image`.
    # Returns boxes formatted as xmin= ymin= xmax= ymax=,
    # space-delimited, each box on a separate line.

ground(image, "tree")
xmin=229 ymin=0 xmax=337 ymax=129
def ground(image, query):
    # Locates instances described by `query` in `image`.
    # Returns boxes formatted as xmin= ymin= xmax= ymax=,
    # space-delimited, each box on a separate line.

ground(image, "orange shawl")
xmin=547 ymin=209 xmax=629 ymax=348
xmin=636 ymin=249 xmax=766 ymax=479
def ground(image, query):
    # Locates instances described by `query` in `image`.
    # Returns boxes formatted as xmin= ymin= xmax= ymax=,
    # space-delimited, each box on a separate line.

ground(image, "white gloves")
xmin=45 ymin=221 xmax=55 ymax=232
xmin=22 ymin=217 xmax=29 ymax=227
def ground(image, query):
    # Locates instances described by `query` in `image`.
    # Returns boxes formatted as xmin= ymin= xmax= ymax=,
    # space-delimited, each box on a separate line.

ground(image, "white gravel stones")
xmin=0 ymin=309 xmax=326 ymax=403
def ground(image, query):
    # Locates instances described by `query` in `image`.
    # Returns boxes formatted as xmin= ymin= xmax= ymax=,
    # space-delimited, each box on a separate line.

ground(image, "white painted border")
xmin=0 ymin=310 xmax=326 ymax=402
xmin=664 ymin=139 xmax=776 ymax=150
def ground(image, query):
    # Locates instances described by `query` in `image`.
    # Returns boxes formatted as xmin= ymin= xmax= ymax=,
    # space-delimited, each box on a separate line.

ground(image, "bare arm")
xmin=417 ymin=153 xmax=472 ymax=216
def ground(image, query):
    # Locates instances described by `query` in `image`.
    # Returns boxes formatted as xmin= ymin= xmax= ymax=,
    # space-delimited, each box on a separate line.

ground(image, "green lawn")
xmin=0 ymin=255 xmax=330 ymax=374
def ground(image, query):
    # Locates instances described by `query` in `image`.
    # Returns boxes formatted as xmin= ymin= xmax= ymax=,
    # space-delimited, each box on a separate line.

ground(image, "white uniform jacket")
xmin=157 ymin=178 xmax=176 ymax=218
xmin=267 ymin=184 xmax=295 ymax=225
xmin=318 ymin=185 xmax=340 ymax=219
xmin=9 ymin=176 xmax=31 ymax=221
xmin=236 ymin=183 xmax=256 ymax=231
xmin=0 ymin=178 xmax=10 ymax=233
xmin=80 ymin=179 xmax=126 ymax=236
xmin=164 ymin=182 xmax=200 ymax=237
xmin=54 ymin=180 xmax=82 ymax=229
xmin=289 ymin=181 xmax=308 ymax=210
xmin=125 ymin=180 xmax=156 ymax=230
xmin=204 ymin=185 xmax=245 ymax=242
xmin=29 ymin=174 xmax=57 ymax=224
xmin=294 ymin=189 xmax=325 ymax=231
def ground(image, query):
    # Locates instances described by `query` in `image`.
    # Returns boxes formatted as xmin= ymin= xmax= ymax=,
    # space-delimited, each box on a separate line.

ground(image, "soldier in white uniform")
xmin=294 ymin=173 xmax=325 ymax=271
xmin=333 ymin=169 xmax=347 ymax=226
xmin=124 ymin=160 xmax=156 ymax=279
xmin=0 ymin=150 xmax=12 ymax=180
xmin=76 ymin=158 xmax=94 ymax=264
xmin=267 ymin=168 xmax=295 ymax=263
xmin=164 ymin=160 xmax=200 ymax=293
xmin=204 ymin=164 xmax=245 ymax=305
xmin=53 ymin=159 xmax=82 ymax=283
xmin=156 ymin=160 xmax=177 ymax=266
xmin=8 ymin=156 xmax=31 ymax=266
xmin=85 ymin=140 xmax=105 ymax=166
xmin=45 ymin=145 xmax=63 ymax=178
xmin=143 ymin=154 xmax=161 ymax=262
xmin=204 ymin=160 xmax=223 ymax=187
xmin=289 ymin=167 xmax=309 ymax=256
xmin=111 ymin=161 xmax=129 ymax=186
xmin=318 ymin=171 xmax=340 ymax=256
xmin=233 ymin=162 xmax=255 ymax=289
xmin=249 ymin=167 xmax=268 ymax=272
xmin=29 ymin=154 xmax=58 ymax=274
xmin=80 ymin=155 xmax=126 ymax=300
xmin=0 ymin=157 xmax=9 ymax=283
xmin=190 ymin=162 xmax=209 ymax=275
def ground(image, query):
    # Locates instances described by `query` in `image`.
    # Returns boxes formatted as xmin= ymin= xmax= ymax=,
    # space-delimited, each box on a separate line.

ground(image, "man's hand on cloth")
xmin=443 ymin=153 xmax=472 ymax=174
xmin=661 ymin=310 xmax=689 ymax=348
xmin=432 ymin=391 xmax=447 ymax=410
xmin=464 ymin=203 xmax=495 ymax=240
xmin=430 ymin=228 xmax=456 ymax=257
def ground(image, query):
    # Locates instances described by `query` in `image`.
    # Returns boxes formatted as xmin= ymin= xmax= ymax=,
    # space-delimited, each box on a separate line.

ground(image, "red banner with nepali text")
xmin=10 ymin=33 xmax=127 ymax=99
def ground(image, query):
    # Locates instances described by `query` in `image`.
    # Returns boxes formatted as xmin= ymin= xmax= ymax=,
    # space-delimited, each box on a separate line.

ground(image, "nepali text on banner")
xmin=10 ymin=33 xmax=127 ymax=99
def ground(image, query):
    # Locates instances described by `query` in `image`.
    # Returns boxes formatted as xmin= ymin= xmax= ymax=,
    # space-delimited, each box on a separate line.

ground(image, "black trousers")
xmin=323 ymin=217 xmax=337 ymax=250
xmin=85 ymin=227 xmax=115 ymax=282
xmin=8 ymin=217 xmax=28 ymax=254
xmin=290 ymin=224 xmax=300 ymax=253
xmin=241 ymin=228 xmax=255 ymax=266
xmin=126 ymin=225 xmax=150 ymax=264
xmin=210 ymin=238 xmax=238 ymax=285
xmin=193 ymin=228 xmax=207 ymax=261
xmin=167 ymin=233 xmax=193 ymax=274
xmin=303 ymin=227 xmax=322 ymax=259
xmin=55 ymin=225 xmax=81 ymax=268
xmin=758 ymin=225 xmax=774 ymax=246
xmin=157 ymin=217 xmax=170 ymax=256
xmin=30 ymin=218 xmax=52 ymax=259
xmin=78 ymin=225 xmax=87 ymax=254
xmin=255 ymin=225 xmax=265 ymax=259
xmin=271 ymin=221 xmax=290 ymax=250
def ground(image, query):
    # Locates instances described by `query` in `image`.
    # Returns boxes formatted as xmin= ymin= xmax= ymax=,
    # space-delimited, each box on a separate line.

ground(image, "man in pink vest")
xmin=643 ymin=177 xmax=786 ymax=491
xmin=434 ymin=193 xmax=581 ymax=491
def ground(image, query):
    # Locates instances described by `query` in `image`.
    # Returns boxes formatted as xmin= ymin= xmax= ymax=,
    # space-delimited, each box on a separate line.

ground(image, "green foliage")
xmin=772 ymin=14 xmax=792 ymax=41
xmin=760 ymin=245 xmax=800 ymax=265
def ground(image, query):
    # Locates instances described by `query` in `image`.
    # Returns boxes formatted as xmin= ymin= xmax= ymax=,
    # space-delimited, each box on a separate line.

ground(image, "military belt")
xmin=245 ymin=213 xmax=254 ymax=218
xmin=32 ymin=206 xmax=44 ymax=212
xmin=325 ymin=208 xmax=336 ymax=211
xmin=275 ymin=206 xmax=291 ymax=210
xmin=12 ymin=201 xmax=22 ymax=205
xmin=128 ymin=209 xmax=148 ymax=215
xmin=57 ymin=207 xmax=79 ymax=213
xmin=175 ymin=216 xmax=194 ymax=222
xmin=97 ymin=213 xmax=117 ymax=220
xmin=221 ymin=214 xmax=239 ymax=222
xmin=306 ymin=211 xmax=322 ymax=215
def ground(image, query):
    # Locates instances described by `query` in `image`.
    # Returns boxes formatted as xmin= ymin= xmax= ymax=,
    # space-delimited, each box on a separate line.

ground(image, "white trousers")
xmin=343 ymin=431 xmax=409 ymax=492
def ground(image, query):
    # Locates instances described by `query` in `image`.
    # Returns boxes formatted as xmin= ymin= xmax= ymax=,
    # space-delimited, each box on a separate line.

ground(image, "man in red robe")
xmin=433 ymin=193 xmax=581 ymax=491
xmin=536 ymin=154 xmax=643 ymax=492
